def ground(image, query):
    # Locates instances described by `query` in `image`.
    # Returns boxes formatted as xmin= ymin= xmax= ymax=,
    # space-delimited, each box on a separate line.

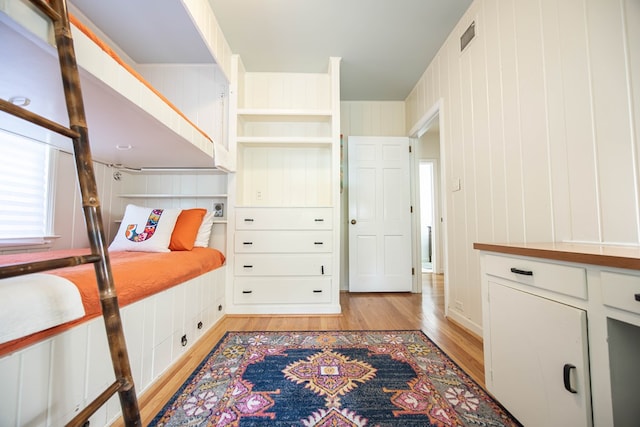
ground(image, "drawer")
xmin=235 ymin=254 xmax=332 ymax=276
xmin=235 ymin=230 xmax=332 ymax=253
xmin=234 ymin=277 xmax=332 ymax=304
xmin=601 ymin=271 xmax=640 ymax=315
xmin=236 ymin=207 xmax=333 ymax=230
xmin=484 ymin=254 xmax=587 ymax=299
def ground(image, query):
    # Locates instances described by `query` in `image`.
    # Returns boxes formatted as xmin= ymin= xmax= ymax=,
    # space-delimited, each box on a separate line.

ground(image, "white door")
xmin=348 ymin=136 xmax=412 ymax=292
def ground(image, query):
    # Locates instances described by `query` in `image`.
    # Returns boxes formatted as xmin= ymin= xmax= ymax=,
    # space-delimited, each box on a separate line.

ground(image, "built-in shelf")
xmin=237 ymin=136 xmax=333 ymax=145
xmin=119 ymin=194 xmax=228 ymax=199
xmin=237 ymin=108 xmax=333 ymax=121
xmin=115 ymin=218 xmax=227 ymax=224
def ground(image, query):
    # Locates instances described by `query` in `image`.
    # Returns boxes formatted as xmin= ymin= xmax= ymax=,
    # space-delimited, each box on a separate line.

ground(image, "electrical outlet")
xmin=454 ymin=300 xmax=464 ymax=311
xmin=256 ymin=190 xmax=263 ymax=200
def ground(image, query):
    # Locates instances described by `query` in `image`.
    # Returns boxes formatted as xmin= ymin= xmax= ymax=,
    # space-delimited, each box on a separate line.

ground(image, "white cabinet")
xmin=226 ymin=56 xmax=341 ymax=314
xmin=487 ymin=281 xmax=591 ymax=426
xmin=231 ymin=207 xmax=334 ymax=309
xmin=477 ymin=243 xmax=640 ymax=427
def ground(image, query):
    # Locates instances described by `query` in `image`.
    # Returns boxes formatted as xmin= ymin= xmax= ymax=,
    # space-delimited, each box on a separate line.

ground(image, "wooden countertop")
xmin=473 ymin=242 xmax=640 ymax=271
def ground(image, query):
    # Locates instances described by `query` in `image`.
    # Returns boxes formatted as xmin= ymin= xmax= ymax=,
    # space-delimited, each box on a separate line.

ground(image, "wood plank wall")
xmin=405 ymin=0 xmax=640 ymax=334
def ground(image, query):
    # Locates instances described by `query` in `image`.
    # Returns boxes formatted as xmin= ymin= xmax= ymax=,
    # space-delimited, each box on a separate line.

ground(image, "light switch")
xmin=452 ymin=178 xmax=461 ymax=192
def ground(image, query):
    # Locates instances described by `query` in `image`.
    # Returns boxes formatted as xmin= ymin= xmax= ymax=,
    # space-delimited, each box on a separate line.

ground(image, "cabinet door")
xmin=488 ymin=282 xmax=592 ymax=427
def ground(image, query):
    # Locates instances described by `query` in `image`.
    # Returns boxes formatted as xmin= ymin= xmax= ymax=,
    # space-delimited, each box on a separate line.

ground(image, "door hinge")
xmin=409 ymin=145 xmax=412 ymax=153
xmin=412 ymin=267 xmax=415 ymax=275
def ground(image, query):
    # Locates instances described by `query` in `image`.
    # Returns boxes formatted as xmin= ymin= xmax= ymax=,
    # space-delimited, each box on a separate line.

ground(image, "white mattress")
xmin=0 ymin=273 xmax=85 ymax=344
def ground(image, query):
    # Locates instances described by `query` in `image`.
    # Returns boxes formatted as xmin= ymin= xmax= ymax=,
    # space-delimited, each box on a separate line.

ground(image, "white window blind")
xmin=0 ymin=130 xmax=51 ymax=242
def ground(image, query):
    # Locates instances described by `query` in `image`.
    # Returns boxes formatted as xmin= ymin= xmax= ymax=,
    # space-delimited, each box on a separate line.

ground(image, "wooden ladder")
xmin=0 ymin=1 xmax=141 ymax=426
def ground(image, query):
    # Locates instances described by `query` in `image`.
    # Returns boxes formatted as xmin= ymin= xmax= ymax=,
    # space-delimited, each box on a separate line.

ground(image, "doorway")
xmin=420 ymin=161 xmax=435 ymax=273
xmin=412 ymin=110 xmax=442 ymax=279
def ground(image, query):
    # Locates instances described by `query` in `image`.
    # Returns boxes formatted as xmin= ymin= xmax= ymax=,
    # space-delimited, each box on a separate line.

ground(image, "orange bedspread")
xmin=0 ymin=248 xmax=225 ymax=356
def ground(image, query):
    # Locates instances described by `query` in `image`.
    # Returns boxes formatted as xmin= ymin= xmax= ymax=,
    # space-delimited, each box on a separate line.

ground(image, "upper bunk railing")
xmin=0 ymin=0 xmax=141 ymax=426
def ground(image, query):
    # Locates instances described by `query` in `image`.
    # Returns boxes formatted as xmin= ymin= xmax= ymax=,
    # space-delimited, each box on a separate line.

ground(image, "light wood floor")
xmin=113 ymin=273 xmax=484 ymax=426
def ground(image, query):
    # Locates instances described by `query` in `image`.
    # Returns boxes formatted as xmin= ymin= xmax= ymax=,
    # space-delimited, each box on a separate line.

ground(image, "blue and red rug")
xmin=151 ymin=330 xmax=520 ymax=426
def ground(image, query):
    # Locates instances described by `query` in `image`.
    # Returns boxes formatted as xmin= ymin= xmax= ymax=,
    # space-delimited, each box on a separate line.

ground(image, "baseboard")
xmin=446 ymin=309 xmax=483 ymax=339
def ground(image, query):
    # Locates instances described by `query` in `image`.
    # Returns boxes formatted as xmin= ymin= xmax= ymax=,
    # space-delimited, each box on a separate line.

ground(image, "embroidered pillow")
xmin=169 ymin=208 xmax=207 ymax=251
xmin=193 ymin=211 xmax=215 ymax=247
xmin=109 ymin=204 xmax=181 ymax=252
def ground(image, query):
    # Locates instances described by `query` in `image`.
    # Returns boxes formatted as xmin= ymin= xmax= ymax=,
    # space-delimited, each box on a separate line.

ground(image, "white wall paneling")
xmin=115 ymin=170 xmax=229 ymax=250
xmin=181 ymin=0 xmax=234 ymax=80
xmin=405 ymin=0 xmax=640 ymax=333
xmin=341 ymin=101 xmax=406 ymax=137
xmin=50 ymin=151 xmax=121 ymax=251
xmin=137 ymin=64 xmax=229 ymax=148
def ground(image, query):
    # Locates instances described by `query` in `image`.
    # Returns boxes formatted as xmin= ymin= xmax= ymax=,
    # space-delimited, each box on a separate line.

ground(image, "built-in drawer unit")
xmin=231 ymin=206 xmax=337 ymax=311
xmin=235 ymin=230 xmax=332 ymax=253
xmin=236 ymin=207 xmax=332 ymax=230
xmin=601 ymin=271 xmax=640 ymax=315
xmin=484 ymin=254 xmax=587 ymax=299
xmin=234 ymin=277 xmax=332 ymax=304
xmin=235 ymin=253 xmax=332 ymax=276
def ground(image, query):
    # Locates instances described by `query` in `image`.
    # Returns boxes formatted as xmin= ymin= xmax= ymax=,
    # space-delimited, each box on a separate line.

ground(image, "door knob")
xmin=351 ymin=219 xmax=356 ymax=225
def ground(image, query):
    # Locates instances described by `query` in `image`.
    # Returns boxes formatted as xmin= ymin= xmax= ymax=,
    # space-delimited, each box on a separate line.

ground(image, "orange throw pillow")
xmin=169 ymin=208 xmax=207 ymax=251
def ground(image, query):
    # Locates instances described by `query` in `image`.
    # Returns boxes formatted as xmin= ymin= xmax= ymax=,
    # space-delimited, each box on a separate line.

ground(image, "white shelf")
xmin=237 ymin=136 xmax=333 ymax=145
xmin=119 ymin=194 xmax=228 ymax=198
xmin=115 ymin=218 xmax=227 ymax=224
xmin=237 ymin=108 xmax=332 ymax=122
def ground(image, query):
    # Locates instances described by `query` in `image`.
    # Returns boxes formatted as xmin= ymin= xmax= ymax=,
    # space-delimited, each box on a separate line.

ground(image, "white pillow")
xmin=193 ymin=211 xmax=215 ymax=247
xmin=109 ymin=204 xmax=181 ymax=252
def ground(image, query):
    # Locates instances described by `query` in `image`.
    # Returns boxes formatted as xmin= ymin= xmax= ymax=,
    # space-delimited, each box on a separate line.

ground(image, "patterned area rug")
xmin=151 ymin=330 xmax=520 ymax=426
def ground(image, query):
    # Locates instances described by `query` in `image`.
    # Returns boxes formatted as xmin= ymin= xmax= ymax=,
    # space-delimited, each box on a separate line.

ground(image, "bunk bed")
xmin=0 ymin=0 xmax=233 ymax=171
xmin=0 ymin=1 xmax=232 ymax=426
xmin=0 ymin=245 xmax=226 ymax=355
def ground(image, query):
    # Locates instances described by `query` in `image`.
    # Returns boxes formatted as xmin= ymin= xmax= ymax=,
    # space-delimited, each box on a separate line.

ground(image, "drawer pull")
xmin=313 ymin=290 xmax=323 ymax=293
xmin=181 ymin=335 xmax=188 ymax=347
xmin=243 ymin=265 xmax=253 ymax=268
xmin=563 ymin=364 xmax=577 ymax=394
xmin=243 ymin=242 xmax=253 ymax=245
xmin=314 ymin=242 xmax=324 ymax=245
xmin=510 ymin=267 xmax=533 ymax=276
xmin=635 ymin=293 xmax=640 ymax=302
xmin=321 ymin=265 xmax=325 ymax=275
xmin=242 ymin=290 xmax=253 ymax=294
xmin=244 ymin=218 xmax=254 ymax=222
xmin=314 ymin=218 xmax=324 ymax=222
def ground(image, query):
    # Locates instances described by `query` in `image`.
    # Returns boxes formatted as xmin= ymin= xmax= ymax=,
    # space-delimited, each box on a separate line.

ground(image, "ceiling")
xmin=71 ymin=0 xmax=472 ymax=101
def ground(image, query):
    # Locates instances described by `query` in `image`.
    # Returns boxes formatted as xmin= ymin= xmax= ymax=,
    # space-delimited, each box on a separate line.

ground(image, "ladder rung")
xmin=0 ymin=254 xmax=101 ymax=279
xmin=26 ymin=0 xmax=62 ymax=22
xmin=65 ymin=379 xmax=125 ymax=427
xmin=0 ymin=99 xmax=80 ymax=139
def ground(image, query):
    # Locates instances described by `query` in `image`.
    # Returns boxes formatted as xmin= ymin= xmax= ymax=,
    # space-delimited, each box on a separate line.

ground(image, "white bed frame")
xmin=0 ymin=0 xmax=233 ymax=171
xmin=0 ymin=264 xmax=226 ymax=426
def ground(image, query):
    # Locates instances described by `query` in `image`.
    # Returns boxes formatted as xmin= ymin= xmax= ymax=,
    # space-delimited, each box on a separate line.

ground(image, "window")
xmin=0 ymin=130 xmax=52 ymax=244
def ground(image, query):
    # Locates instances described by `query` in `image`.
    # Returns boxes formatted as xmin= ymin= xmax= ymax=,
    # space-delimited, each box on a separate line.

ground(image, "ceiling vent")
xmin=460 ymin=21 xmax=475 ymax=52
